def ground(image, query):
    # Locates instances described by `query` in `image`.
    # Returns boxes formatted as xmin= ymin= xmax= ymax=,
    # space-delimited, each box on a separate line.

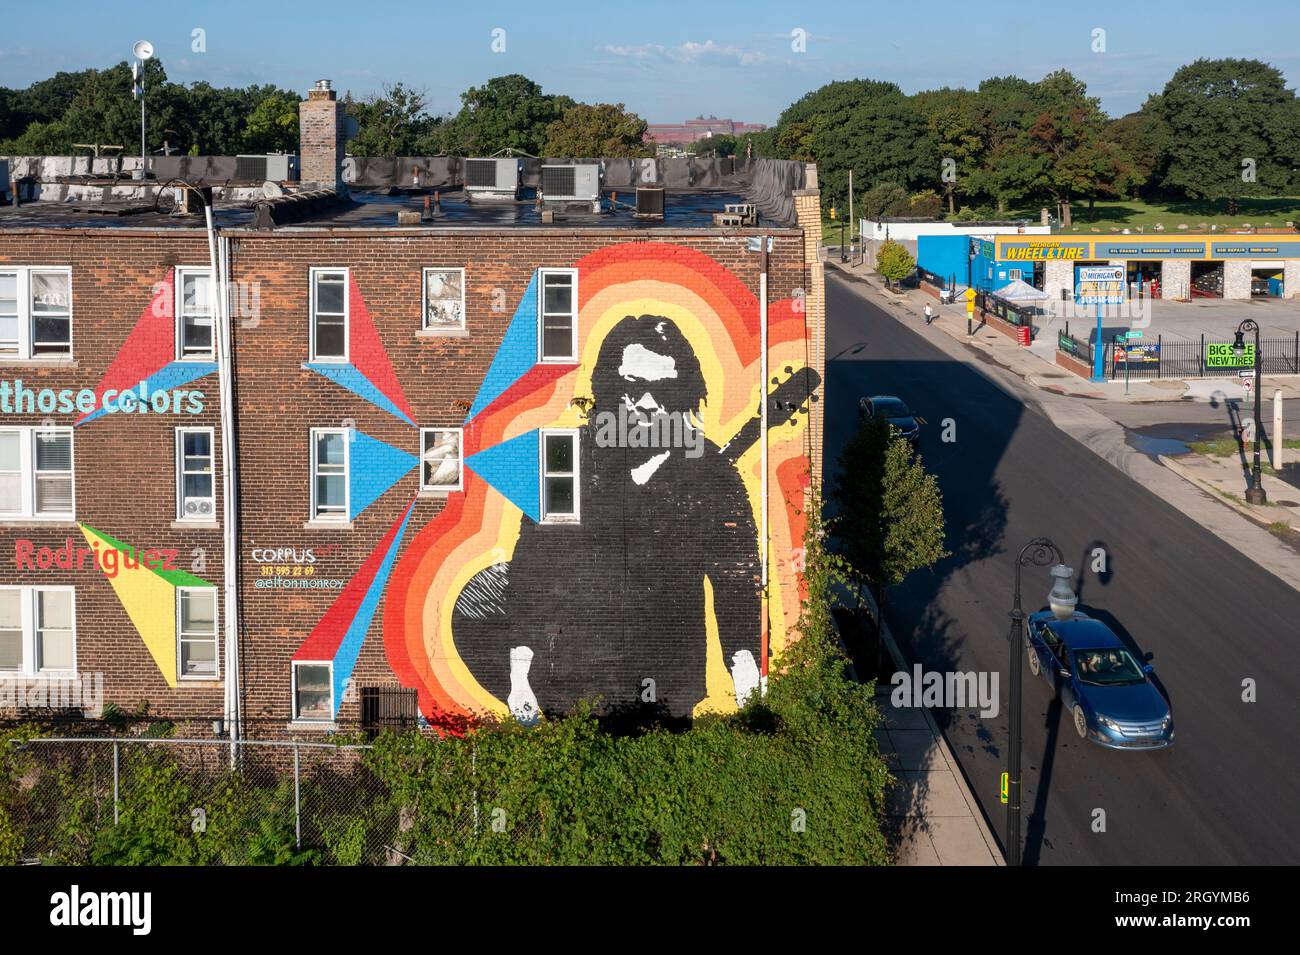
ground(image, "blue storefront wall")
xmin=918 ymin=235 xmax=1035 ymax=291
xmin=917 ymin=235 xmax=971 ymax=287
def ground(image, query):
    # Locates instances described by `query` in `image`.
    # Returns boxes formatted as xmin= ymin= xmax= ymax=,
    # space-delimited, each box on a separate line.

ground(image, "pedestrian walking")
xmin=923 ymin=303 xmax=934 ymax=325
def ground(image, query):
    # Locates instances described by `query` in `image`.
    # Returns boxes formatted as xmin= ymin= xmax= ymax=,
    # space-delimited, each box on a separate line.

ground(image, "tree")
xmin=542 ymin=102 xmax=651 ymax=158
xmin=1156 ymin=58 xmax=1300 ymax=212
xmin=772 ymin=79 xmax=933 ymax=204
xmin=862 ymin=181 xmax=909 ymax=219
xmin=830 ymin=417 xmax=948 ymax=599
xmin=344 ymin=82 xmax=436 ymax=156
xmin=1020 ymin=70 xmax=1110 ymax=225
xmin=875 ymin=240 xmax=915 ymax=288
xmin=431 ymin=74 xmax=572 ymax=156
xmin=915 ymin=87 xmax=987 ymax=213
xmin=243 ymin=90 xmax=300 ymax=153
xmin=1105 ymin=108 xmax=1166 ymax=200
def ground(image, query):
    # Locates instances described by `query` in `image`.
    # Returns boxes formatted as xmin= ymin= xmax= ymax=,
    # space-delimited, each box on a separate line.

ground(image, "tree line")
xmin=4 ymin=56 xmax=1296 ymax=222
xmin=0 ymin=64 xmax=652 ymax=160
xmin=741 ymin=59 xmax=1300 ymax=223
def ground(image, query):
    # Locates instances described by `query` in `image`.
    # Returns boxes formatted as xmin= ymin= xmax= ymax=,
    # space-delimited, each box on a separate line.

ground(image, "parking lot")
xmin=1037 ymin=295 xmax=1300 ymax=347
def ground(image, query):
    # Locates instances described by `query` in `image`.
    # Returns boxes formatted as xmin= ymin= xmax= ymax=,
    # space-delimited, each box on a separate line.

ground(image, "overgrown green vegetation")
xmin=829 ymin=416 xmax=949 ymax=600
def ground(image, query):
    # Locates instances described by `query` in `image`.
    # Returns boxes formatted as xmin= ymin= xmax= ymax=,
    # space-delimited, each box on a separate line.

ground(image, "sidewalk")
xmin=1159 ymin=445 xmax=1300 ymax=535
xmin=844 ymin=586 xmax=1003 ymax=866
xmin=830 ymin=259 xmax=1300 ymax=404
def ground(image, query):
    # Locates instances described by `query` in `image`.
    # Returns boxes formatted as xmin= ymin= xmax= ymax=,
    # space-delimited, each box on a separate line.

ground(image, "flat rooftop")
xmin=0 ymin=186 xmax=795 ymax=232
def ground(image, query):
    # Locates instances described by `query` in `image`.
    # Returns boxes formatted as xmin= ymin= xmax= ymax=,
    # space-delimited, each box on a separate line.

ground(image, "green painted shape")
xmin=78 ymin=523 xmax=213 ymax=588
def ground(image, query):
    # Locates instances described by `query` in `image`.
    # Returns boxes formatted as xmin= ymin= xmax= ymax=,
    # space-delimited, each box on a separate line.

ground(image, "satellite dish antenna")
xmin=262 ymin=180 xmax=284 ymax=199
xmin=133 ymin=40 xmax=154 ymax=61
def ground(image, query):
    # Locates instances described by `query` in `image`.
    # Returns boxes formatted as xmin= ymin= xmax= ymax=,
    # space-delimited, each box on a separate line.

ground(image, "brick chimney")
xmin=299 ymin=79 xmax=347 ymax=192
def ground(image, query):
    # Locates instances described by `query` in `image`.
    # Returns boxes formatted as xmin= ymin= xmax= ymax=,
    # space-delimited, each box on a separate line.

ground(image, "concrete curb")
xmin=859 ymin=587 xmax=1005 ymax=866
xmin=1157 ymin=453 xmax=1295 ymax=530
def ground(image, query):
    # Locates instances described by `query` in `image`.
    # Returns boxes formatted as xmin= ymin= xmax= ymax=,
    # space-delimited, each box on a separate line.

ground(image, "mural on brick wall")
xmin=293 ymin=243 xmax=815 ymax=725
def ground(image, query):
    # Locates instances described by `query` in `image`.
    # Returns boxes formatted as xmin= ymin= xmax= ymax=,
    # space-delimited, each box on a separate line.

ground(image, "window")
xmin=310 ymin=429 xmax=349 ymax=521
xmin=540 ymin=429 xmax=578 ymax=522
xmin=176 ymin=428 xmax=215 ymax=520
xmin=176 ymin=267 xmax=214 ymax=360
xmin=0 ymin=587 xmax=75 ymax=675
xmin=310 ymin=268 xmax=348 ymax=361
xmin=420 ymin=428 xmax=463 ymax=491
xmin=422 ymin=268 xmax=465 ymax=331
xmin=0 ymin=590 xmax=20 ymax=671
xmin=538 ymin=268 xmax=577 ymax=361
xmin=0 ymin=268 xmax=72 ymax=359
xmin=0 ymin=427 xmax=74 ymax=520
xmin=177 ymin=588 xmax=218 ymax=679
xmin=293 ymin=662 xmax=333 ymax=721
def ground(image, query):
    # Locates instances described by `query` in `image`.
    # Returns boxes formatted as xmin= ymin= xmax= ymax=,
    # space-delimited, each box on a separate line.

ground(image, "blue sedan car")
xmin=1025 ymin=610 xmax=1174 ymax=750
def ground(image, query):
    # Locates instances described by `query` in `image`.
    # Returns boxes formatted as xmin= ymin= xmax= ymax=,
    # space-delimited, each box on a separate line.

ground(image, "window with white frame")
xmin=176 ymin=267 xmax=214 ymax=360
xmin=420 ymin=428 xmax=463 ymax=491
xmin=176 ymin=427 xmax=215 ymax=521
xmin=0 ymin=587 xmax=75 ymax=675
xmin=0 ymin=268 xmax=72 ymax=359
xmin=0 ymin=427 xmax=74 ymax=520
xmin=310 ymin=428 xmax=349 ymax=521
xmin=422 ymin=268 xmax=465 ymax=331
xmin=540 ymin=429 xmax=578 ymax=522
xmin=293 ymin=661 xmax=333 ymax=721
xmin=177 ymin=588 xmax=218 ymax=679
xmin=538 ymin=269 xmax=577 ymax=361
xmin=310 ymin=268 xmax=348 ymax=361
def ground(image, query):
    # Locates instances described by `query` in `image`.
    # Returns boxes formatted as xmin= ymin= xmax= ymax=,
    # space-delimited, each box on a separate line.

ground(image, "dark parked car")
xmin=858 ymin=395 xmax=919 ymax=443
xmin=1025 ymin=610 xmax=1173 ymax=750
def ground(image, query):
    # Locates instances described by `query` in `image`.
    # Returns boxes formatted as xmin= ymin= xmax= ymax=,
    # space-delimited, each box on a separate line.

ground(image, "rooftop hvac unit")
xmin=175 ymin=184 xmax=213 ymax=216
xmin=464 ymin=158 xmax=522 ymax=199
xmin=235 ymin=154 xmax=298 ymax=182
xmin=541 ymin=163 xmax=601 ymax=202
xmin=634 ymin=186 xmax=665 ymax=220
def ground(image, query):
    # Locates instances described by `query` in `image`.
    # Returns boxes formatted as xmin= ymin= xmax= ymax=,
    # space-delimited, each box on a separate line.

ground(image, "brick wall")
xmin=0 ymin=230 xmax=226 ymax=723
xmin=2 ymin=223 xmax=820 ymax=736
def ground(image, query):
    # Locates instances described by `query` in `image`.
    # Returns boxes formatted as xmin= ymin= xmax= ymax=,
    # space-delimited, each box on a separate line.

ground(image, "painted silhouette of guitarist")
xmin=452 ymin=315 xmax=816 ymax=721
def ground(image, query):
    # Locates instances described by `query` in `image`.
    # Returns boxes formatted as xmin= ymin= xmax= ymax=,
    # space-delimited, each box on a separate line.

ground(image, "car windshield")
xmin=875 ymin=400 xmax=910 ymax=418
xmin=1072 ymin=648 xmax=1145 ymax=686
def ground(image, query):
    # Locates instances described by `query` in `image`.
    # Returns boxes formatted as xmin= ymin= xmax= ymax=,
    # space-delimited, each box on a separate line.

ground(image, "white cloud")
xmin=604 ymin=39 xmax=769 ymax=68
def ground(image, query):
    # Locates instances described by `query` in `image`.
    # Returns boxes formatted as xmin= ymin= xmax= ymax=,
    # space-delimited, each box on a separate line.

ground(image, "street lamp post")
xmin=1006 ymin=537 xmax=1077 ymax=867
xmin=1234 ymin=319 xmax=1267 ymax=505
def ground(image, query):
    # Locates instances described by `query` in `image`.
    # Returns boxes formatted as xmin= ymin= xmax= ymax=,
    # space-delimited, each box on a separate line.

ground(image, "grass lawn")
xmin=1008 ymin=197 xmax=1300 ymax=233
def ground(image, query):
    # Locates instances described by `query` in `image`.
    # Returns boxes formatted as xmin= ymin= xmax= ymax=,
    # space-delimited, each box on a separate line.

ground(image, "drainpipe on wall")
xmin=202 ymin=207 xmax=241 ymax=767
xmin=759 ymin=235 xmax=769 ymax=696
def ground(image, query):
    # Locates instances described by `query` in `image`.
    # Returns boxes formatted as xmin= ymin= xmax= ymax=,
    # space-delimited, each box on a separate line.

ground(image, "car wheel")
xmin=1027 ymin=644 xmax=1040 ymax=677
xmin=1072 ymin=704 xmax=1089 ymax=740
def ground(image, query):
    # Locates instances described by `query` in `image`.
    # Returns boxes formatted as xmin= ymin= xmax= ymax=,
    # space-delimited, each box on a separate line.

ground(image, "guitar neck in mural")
xmin=719 ymin=367 xmax=821 ymax=465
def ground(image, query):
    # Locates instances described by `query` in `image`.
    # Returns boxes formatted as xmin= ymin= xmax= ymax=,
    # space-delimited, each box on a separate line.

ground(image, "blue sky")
xmin=3 ymin=0 xmax=1297 ymax=123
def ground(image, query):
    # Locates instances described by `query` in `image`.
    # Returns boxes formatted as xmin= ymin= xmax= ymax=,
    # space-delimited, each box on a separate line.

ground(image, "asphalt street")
xmin=826 ymin=270 xmax=1300 ymax=865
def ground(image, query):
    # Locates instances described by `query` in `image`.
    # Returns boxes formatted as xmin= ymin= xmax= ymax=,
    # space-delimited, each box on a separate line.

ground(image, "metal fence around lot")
xmin=3 ymin=737 xmax=399 ymax=865
xmin=1 ymin=735 xmax=557 ymax=865
xmin=1057 ymin=331 xmax=1300 ymax=381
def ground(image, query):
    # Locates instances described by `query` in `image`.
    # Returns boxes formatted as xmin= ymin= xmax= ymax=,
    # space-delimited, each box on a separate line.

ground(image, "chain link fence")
xmin=1 ymin=736 xmax=498 ymax=865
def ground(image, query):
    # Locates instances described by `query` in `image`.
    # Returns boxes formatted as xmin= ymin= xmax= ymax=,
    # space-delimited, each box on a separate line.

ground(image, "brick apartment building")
xmin=0 ymin=82 xmax=825 ymax=740
xmin=645 ymin=116 xmax=769 ymax=145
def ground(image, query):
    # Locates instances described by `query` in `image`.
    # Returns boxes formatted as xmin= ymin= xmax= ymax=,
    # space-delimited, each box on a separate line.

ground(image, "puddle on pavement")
xmin=1128 ymin=434 xmax=1191 ymax=456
